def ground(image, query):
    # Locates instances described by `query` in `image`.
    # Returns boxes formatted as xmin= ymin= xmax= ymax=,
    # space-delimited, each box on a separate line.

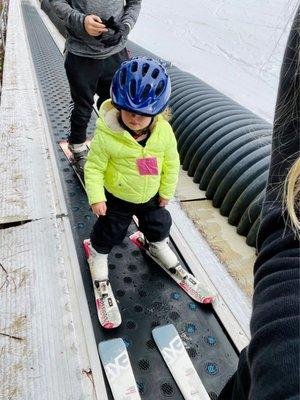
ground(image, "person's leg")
xmin=91 ymin=194 xmax=134 ymax=253
xmin=218 ymin=348 xmax=250 ymax=400
xmin=96 ymin=48 xmax=130 ymax=110
xmin=136 ymin=195 xmax=178 ymax=269
xmin=96 ymin=80 xmax=111 ymax=111
xmin=89 ymin=192 xmax=134 ymax=283
xmin=64 ymin=52 xmax=103 ymax=144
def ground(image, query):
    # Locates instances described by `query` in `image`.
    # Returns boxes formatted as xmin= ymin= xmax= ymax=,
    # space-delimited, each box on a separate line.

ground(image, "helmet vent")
xmin=151 ymin=68 xmax=159 ymax=79
xmin=131 ymin=61 xmax=138 ymax=73
xmin=140 ymin=84 xmax=151 ymax=101
xmin=142 ymin=63 xmax=150 ymax=76
xmin=155 ymin=80 xmax=165 ymax=96
xmin=111 ymin=57 xmax=171 ymax=116
xmin=120 ymin=69 xmax=127 ymax=87
xmin=129 ymin=79 xmax=137 ymax=98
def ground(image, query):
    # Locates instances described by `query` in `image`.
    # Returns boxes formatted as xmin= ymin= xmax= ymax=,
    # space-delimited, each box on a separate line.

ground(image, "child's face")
xmin=121 ymin=110 xmax=152 ymax=132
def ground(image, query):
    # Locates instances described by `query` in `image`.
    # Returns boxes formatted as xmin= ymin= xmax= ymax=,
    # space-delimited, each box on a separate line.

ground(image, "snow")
xmin=130 ymin=0 xmax=299 ymax=122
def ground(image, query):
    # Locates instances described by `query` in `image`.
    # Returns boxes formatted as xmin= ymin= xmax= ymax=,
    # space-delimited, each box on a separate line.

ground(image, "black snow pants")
xmin=64 ymin=49 xmax=129 ymax=144
xmin=218 ymin=348 xmax=250 ymax=400
xmin=91 ymin=191 xmax=172 ymax=254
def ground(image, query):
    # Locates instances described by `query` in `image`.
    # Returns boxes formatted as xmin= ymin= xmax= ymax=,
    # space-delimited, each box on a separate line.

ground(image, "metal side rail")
xmin=21 ymin=2 xmax=239 ymax=399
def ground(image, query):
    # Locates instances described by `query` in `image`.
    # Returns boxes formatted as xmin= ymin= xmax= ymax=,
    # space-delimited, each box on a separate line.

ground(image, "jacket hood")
xmin=100 ymin=100 xmax=124 ymax=133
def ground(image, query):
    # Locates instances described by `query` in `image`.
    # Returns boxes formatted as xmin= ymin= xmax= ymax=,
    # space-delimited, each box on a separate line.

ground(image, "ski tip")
xmin=129 ymin=231 xmax=143 ymax=239
xmin=129 ymin=231 xmax=144 ymax=249
xmin=201 ymin=296 xmax=215 ymax=304
xmin=59 ymin=139 xmax=91 ymax=146
xmin=59 ymin=140 xmax=73 ymax=158
xmin=103 ymin=322 xmax=120 ymax=329
xmin=82 ymin=239 xmax=91 ymax=258
xmin=152 ymin=323 xmax=174 ymax=334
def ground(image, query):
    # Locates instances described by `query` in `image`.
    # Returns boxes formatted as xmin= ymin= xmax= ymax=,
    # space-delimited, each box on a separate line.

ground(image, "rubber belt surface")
xmin=22 ymin=3 xmax=238 ymax=399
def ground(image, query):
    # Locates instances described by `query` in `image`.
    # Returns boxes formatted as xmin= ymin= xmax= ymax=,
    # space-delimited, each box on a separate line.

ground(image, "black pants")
xmin=91 ymin=191 xmax=172 ymax=254
xmin=218 ymin=348 xmax=250 ymax=400
xmin=64 ymin=49 xmax=129 ymax=144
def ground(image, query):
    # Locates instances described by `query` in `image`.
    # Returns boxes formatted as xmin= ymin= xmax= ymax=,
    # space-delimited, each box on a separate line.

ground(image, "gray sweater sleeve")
xmin=49 ymin=0 xmax=86 ymax=35
xmin=121 ymin=0 xmax=142 ymax=30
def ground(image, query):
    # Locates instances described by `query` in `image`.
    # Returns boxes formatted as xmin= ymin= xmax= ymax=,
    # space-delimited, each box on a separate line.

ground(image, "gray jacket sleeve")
xmin=121 ymin=0 xmax=141 ymax=30
xmin=49 ymin=0 xmax=86 ymax=35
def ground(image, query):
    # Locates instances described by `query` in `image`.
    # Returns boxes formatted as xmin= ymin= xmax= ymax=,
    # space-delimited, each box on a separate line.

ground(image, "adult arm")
xmin=248 ymin=8 xmax=300 ymax=399
xmin=219 ymin=8 xmax=300 ymax=400
xmin=49 ymin=0 xmax=86 ymax=35
xmin=121 ymin=0 xmax=142 ymax=30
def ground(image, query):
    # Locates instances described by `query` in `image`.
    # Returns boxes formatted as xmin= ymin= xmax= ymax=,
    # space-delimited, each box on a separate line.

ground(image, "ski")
xmin=83 ymin=239 xmax=121 ymax=329
xmin=59 ymin=140 xmax=90 ymax=187
xmin=130 ymin=231 xmax=214 ymax=304
xmin=152 ymin=324 xmax=210 ymax=400
xmin=98 ymin=338 xmax=141 ymax=400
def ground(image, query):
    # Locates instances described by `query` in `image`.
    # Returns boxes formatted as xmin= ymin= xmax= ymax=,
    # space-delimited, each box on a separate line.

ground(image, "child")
xmin=84 ymin=56 xmax=180 ymax=296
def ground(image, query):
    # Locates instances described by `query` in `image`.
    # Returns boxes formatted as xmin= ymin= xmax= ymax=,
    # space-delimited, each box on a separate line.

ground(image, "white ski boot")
xmin=83 ymin=239 xmax=122 ymax=328
xmin=130 ymin=232 xmax=215 ymax=304
xmin=149 ymin=238 xmax=179 ymax=270
xmin=89 ymin=244 xmax=110 ymax=296
xmin=149 ymin=238 xmax=189 ymax=280
xmin=68 ymin=142 xmax=88 ymax=176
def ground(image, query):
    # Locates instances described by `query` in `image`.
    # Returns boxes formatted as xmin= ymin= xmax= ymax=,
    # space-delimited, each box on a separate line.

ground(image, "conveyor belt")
xmin=22 ymin=3 xmax=238 ymax=398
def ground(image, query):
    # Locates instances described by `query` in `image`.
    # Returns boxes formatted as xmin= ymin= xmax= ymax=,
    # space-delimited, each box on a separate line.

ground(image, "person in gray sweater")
xmin=49 ymin=0 xmax=141 ymax=175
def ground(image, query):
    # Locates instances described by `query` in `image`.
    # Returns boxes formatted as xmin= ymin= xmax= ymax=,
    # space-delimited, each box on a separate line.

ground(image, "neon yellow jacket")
xmin=84 ymin=100 xmax=180 ymax=205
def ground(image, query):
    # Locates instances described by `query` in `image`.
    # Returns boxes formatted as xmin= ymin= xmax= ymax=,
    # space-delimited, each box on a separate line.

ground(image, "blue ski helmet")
xmin=111 ymin=57 xmax=171 ymax=116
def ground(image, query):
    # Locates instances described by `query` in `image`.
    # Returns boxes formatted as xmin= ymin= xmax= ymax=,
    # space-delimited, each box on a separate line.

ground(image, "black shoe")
xmin=68 ymin=143 xmax=88 ymax=177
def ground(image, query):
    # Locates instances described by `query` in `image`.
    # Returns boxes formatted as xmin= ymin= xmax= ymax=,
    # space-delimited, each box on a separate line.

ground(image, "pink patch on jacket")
xmin=136 ymin=157 xmax=158 ymax=175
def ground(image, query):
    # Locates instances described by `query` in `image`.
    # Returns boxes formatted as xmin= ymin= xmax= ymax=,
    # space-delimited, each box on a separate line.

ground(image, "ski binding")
xmin=83 ymin=239 xmax=121 ymax=329
xmin=130 ymin=231 xmax=214 ymax=304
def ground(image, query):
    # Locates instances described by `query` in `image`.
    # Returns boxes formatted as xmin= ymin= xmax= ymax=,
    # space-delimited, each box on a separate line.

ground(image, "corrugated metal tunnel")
xmin=119 ymin=42 xmax=272 ymax=247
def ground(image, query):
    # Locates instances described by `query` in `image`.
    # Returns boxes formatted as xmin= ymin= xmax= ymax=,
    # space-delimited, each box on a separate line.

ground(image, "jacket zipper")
xmin=142 ymin=147 xmax=148 ymax=203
